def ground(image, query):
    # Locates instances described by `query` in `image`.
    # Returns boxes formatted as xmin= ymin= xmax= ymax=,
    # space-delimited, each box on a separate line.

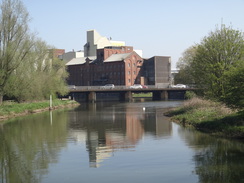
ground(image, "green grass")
xmin=0 ymin=99 xmax=78 ymax=117
xmin=165 ymin=97 xmax=244 ymax=139
xmin=132 ymin=92 xmax=152 ymax=97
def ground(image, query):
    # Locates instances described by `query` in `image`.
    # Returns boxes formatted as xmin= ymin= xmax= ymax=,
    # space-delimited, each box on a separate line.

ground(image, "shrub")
xmin=185 ymin=91 xmax=197 ymax=99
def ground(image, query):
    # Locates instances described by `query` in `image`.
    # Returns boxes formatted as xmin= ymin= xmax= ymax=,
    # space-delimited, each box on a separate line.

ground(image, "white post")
xmin=50 ymin=111 xmax=53 ymax=125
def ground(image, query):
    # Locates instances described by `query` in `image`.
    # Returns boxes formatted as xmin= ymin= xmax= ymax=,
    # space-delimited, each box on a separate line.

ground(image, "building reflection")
xmin=68 ymin=102 xmax=172 ymax=167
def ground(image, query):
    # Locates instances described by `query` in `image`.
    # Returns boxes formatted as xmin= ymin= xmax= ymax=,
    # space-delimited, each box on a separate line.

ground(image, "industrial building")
xmin=65 ymin=30 xmax=171 ymax=87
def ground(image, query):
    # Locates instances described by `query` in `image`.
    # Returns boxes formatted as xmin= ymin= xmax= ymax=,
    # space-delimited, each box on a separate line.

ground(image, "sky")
xmin=21 ymin=0 xmax=244 ymax=69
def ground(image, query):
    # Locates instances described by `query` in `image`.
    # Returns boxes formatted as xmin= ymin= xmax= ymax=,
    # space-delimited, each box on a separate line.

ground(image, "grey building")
xmin=143 ymin=56 xmax=171 ymax=87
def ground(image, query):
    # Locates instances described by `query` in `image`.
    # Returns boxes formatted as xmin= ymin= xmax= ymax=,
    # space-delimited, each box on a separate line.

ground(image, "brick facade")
xmin=66 ymin=47 xmax=171 ymax=87
xmin=67 ymin=47 xmax=144 ymax=86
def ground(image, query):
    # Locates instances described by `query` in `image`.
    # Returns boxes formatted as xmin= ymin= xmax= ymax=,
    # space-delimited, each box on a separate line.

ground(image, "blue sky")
xmin=21 ymin=0 xmax=244 ymax=69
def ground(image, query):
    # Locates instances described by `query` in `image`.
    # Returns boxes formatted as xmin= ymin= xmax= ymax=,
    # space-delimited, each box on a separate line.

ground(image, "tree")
xmin=174 ymin=46 xmax=197 ymax=85
xmin=176 ymin=24 xmax=244 ymax=108
xmin=222 ymin=59 xmax=244 ymax=108
xmin=0 ymin=0 xmax=68 ymax=103
xmin=0 ymin=0 xmax=35 ymax=103
xmin=192 ymin=25 xmax=244 ymax=99
xmin=5 ymin=39 xmax=68 ymax=102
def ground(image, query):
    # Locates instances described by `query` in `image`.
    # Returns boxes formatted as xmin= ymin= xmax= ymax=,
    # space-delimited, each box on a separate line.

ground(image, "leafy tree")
xmin=191 ymin=25 xmax=244 ymax=103
xmin=0 ymin=0 xmax=68 ymax=103
xmin=174 ymin=46 xmax=197 ymax=85
xmin=176 ymin=25 xmax=244 ymax=108
xmin=0 ymin=0 xmax=35 ymax=103
xmin=5 ymin=39 xmax=68 ymax=102
xmin=222 ymin=59 xmax=244 ymax=108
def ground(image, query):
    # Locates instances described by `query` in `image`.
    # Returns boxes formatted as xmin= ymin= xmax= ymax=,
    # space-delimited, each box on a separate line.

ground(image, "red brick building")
xmin=66 ymin=46 xmax=171 ymax=87
xmin=67 ymin=46 xmax=145 ymax=86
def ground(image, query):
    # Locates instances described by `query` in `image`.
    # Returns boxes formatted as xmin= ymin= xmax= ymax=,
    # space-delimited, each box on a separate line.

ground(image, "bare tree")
xmin=0 ymin=0 xmax=34 ymax=104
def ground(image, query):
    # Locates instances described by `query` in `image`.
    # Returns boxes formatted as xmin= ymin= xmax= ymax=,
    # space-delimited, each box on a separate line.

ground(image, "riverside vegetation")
xmin=0 ymin=99 xmax=78 ymax=121
xmin=170 ymin=24 xmax=244 ymax=139
xmin=165 ymin=97 xmax=244 ymax=139
xmin=0 ymin=0 xmax=68 ymax=104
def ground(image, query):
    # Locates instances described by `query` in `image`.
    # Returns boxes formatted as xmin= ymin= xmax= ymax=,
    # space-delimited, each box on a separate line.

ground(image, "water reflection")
xmin=0 ymin=101 xmax=243 ymax=183
xmin=0 ymin=110 xmax=69 ymax=183
xmin=177 ymin=126 xmax=244 ymax=183
xmin=68 ymin=101 xmax=174 ymax=167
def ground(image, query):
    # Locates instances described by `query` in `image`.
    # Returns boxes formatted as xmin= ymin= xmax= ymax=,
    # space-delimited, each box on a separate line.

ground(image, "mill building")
xmin=65 ymin=30 xmax=171 ymax=88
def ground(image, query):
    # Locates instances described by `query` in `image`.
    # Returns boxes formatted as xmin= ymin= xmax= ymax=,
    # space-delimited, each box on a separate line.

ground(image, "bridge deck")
xmin=69 ymin=86 xmax=196 ymax=93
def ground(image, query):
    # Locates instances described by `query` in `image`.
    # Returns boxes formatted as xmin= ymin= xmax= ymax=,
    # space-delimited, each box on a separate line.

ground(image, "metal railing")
xmin=68 ymin=84 xmax=172 ymax=91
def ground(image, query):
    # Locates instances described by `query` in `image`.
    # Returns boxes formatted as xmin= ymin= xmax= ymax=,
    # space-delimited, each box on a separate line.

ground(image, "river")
xmin=0 ymin=99 xmax=244 ymax=183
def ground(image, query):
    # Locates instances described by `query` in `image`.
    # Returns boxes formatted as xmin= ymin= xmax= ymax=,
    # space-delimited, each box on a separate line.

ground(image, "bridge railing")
xmin=71 ymin=85 xmax=132 ymax=91
xmin=69 ymin=84 xmax=172 ymax=91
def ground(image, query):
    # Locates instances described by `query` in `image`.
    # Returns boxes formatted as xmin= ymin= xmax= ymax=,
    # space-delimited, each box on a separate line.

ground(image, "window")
xmin=128 ymin=79 xmax=131 ymax=83
xmin=128 ymin=71 xmax=130 ymax=75
xmin=128 ymin=63 xmax=130 ymax=67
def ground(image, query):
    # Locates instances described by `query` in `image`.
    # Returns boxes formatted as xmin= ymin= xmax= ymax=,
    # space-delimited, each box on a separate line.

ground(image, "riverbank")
xmin=164 ymin=97 xmax=244 ymax=139
xmin=0 ymin=99 xmax=79 ymax=121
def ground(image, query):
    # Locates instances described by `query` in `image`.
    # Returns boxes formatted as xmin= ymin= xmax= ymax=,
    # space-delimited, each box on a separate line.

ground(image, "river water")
xmin=0 ymin=99 xmax=244 ymax=183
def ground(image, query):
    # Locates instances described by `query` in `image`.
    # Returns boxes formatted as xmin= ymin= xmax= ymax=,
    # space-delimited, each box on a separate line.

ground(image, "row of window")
xmin=80 ymin=70 xmax=139 ymax=76
xmin=128 ymin=62 xmax=139 ymax=68
xmin=72 ymin=76 xmax=138 ymax=85
xmin=93 ymin=72 xmax=125 ymax=76
xmin=128 ymin=71 xmax=137 ymax=75
xmin=81 ymin=64 xmax=124 ymax=70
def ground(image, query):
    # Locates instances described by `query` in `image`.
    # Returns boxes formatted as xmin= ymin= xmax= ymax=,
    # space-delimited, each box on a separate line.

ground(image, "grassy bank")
xmin=132 ymin=92 xmax=152 ymax=97
xmin=165 ymin=97 xmax=244 ymax=139
xmin=0 ymin=99 xmax=79 ymax=121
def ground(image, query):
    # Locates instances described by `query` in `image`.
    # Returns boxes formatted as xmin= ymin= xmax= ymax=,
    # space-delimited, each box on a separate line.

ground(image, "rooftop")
xmin=104 ymin=52 xmax=131 ymax=62
xmin=66 ymin=56 xmax=96 ymax=66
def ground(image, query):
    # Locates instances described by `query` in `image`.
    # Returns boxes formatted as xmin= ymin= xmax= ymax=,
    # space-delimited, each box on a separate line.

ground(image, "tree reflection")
xmin=0 ymin=110 xmax=69 ymax=183
xmin=177 ymin=127 xmax=244 ymax=183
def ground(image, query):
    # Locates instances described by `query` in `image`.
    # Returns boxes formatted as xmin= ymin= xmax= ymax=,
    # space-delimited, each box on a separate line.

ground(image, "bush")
xmin=185 ymin=91 xmax=197 ymax=99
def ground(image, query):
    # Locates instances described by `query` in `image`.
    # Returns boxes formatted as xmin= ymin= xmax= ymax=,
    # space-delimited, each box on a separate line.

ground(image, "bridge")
xmin=67 ymin=85 xmax=196 ymax=102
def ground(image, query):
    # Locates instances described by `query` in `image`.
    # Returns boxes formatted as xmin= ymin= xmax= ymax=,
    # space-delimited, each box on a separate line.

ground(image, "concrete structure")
xmin=143 ymin=56 xmax=171 ymax=87
xmin=84 ymin=29 xmax=126 ymax=57
xmin=170 ymin=69 xmax=179 ymax=85
xmin=61 ymin=50 xmax=84 ymax=62
xmin=67 ymin=86 xmax=193 ymax=102
xmin=110 ymin=40 xmax=126 ymax=47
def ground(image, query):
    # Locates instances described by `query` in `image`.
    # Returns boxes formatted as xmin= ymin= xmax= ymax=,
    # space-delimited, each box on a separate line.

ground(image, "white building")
xmin=84 ymin=29 xmax=126 ymax=57
xmin=65 ymin=29 xmax=142 ymax=64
